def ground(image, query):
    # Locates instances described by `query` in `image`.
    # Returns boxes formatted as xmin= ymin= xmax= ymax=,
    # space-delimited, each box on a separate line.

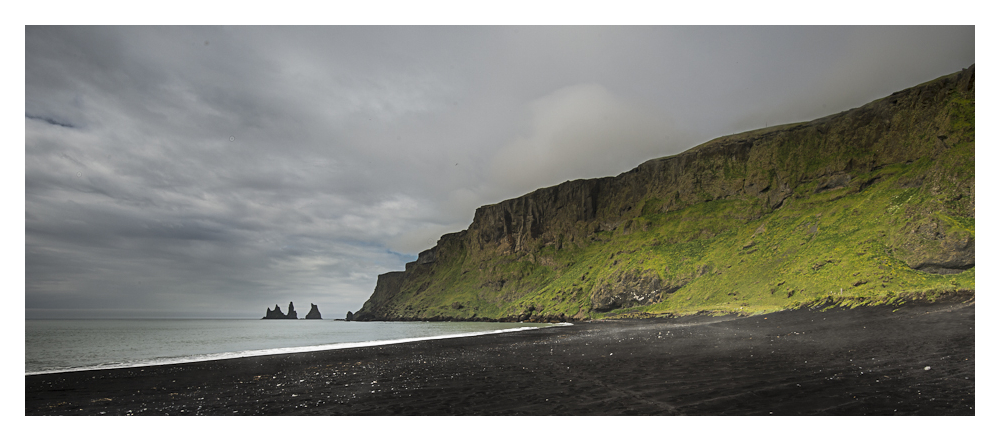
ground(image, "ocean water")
xmin=25 ymin=319 xmax=556 ymax=375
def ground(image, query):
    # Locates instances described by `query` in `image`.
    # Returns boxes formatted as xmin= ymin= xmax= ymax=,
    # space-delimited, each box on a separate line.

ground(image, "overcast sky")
xmin=24 ymin=26 xmax=974 ymax=319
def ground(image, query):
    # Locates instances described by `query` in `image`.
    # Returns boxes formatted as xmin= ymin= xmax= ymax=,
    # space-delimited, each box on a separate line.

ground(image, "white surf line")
xmin=25 ymin=323 xmax=572 ymax=376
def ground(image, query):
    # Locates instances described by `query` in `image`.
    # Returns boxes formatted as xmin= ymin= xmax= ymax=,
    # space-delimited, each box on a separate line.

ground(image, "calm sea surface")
xmin=25 ymin=319 xmax=555 ymax=375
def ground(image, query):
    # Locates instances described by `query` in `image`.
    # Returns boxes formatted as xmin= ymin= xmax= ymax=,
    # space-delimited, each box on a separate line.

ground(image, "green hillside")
xmin=354 ymin=65 xmax=975 ymax=322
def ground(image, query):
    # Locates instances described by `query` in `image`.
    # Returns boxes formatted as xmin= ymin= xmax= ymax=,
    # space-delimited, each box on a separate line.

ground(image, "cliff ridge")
xmin=354 ymin=65 xmax=975 ymax=321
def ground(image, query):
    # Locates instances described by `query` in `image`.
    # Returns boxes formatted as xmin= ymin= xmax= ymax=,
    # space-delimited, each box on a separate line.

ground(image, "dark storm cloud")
xmin=24 ymin=26 xmax=974 ymax=318
xmin=25 ymin=113 xmax=76 ymax=128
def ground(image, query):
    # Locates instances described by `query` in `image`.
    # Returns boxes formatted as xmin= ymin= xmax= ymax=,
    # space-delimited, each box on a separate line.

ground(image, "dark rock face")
xmin=345 ymin=311 xmax=354 ymax=321
xmin=589 ymin=270 xmax=664 ymax=312
xmin=353 ymin=272 xmax=407 ymax=321
xmin=305 ymin=303 xmax=322 ymax=319
xmin=893 ymin=218 xmax=976 ymax=274
xmin=286 ymin=302 xmax=298 ymax=319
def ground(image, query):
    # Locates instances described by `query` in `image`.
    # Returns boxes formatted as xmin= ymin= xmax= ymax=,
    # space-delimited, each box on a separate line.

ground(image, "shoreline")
xmin=26 ymin=301 xmax=974 ymax=415
xmin=25 ymin=323 xmax=562 ymax=377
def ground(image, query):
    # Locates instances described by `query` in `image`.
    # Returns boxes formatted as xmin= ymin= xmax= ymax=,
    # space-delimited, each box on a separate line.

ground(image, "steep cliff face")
xmin=354 ymin=66 xmax=975 ymax=322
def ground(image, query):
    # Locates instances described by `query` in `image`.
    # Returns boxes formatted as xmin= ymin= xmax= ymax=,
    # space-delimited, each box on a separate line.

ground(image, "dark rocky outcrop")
xmin=346 ymin=311 xmax=354 ymax=321
xmin=263 ymin=304 xmax=286 ymax=319
xmin=891 ymin=218 xmax=975 ymax=274
xmin=352 ymin=272 xmax=407 ymax=321
xmin=589 ymin=269 xmax=665 ymax=312
xmin=305 ymin=303 xmax=322 ymax=319
xmin=262 ymin=302 xmax=299 ymax=319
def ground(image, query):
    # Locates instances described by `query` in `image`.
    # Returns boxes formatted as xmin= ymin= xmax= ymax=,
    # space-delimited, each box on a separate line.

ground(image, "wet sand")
xmin=25 ymin=301 xmax=974 ymax=416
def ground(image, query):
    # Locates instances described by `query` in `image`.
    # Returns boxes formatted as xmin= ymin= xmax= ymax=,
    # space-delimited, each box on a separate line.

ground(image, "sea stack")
xmin=263 ymin=304 xmax=286 ymax=319
xmin=346 ymin=311 xmax=354 ymax=321
xmin=305 ymin=303 xmax=322 ymax=319
xmin=263 ymin=302 xmax=301 ymax=319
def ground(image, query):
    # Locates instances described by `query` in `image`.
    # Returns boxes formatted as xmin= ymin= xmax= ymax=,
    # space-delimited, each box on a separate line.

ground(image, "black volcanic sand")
xmin=26 ymin=301 xmax=974 ymax=416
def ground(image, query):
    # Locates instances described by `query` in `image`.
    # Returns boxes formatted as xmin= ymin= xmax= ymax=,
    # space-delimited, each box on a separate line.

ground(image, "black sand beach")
xmin=25 ymin=301 xmax=974 ymax=416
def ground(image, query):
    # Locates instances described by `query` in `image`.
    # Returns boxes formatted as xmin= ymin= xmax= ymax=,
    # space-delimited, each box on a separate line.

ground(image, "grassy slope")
xmin=358 ymin=72 xmax=974 ymax=321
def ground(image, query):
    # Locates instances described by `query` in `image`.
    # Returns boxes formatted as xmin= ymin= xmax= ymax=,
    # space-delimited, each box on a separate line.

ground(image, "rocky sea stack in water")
xmin=305 ymin=303 xmax=322 ymax=319
xmin=262 ymin=302 xmax=299 ymax=319
xmin=354 ymin=66 xmax=975 ymax=322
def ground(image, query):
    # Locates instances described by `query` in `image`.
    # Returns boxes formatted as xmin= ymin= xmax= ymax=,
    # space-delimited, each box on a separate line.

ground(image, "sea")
xmin=25 ymin=319 xmax=557 ymax=375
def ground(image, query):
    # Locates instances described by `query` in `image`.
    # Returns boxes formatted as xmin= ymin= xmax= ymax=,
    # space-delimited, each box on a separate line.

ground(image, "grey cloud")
xmin=486 ymin=83 xmax=690 ymax=199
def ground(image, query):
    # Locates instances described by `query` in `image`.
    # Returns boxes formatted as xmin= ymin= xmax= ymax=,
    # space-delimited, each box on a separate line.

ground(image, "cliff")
xmin=354 ymin=65 xmax=975 ymax=322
